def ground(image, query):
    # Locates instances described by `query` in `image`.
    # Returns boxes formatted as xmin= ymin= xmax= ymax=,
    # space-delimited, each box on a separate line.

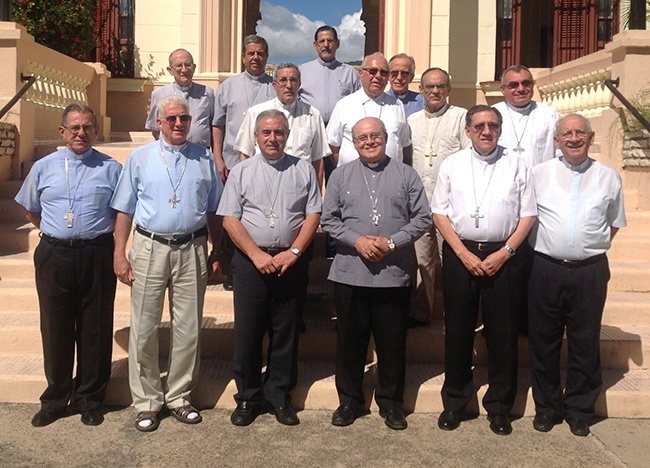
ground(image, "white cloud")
xmin=257 ymin=2 xmax=365 ymax=65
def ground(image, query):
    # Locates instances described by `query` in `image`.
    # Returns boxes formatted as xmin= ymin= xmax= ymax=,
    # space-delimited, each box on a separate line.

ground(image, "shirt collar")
xmin=160 ymin=139 xmax=188 ymax=153
xmin=172 ymin=81 xmax=193 ymax=93
xmin=560 ymin=155 xmax=592 ymax=173
xmin=425 ymin=103 xmax=450 ymax=118
xmin=471 ymin=145 xmax=501 ymax=163
xmin=244 ymin=70 xmax=266 ymax=82
xmin=317 ymin=57 xmax=340 ymax=69
xmin=261 ymin=153 xmax=287 ymax=166
xmin=67 ymin=147 xmax=94 ymax=161
xmin=275 ymin=97 xmax=297 ymax=112
xmin=361 ymin=155 xmax=389 ymax=170
xmin=505 ymin=100 xmax=535 ymax=115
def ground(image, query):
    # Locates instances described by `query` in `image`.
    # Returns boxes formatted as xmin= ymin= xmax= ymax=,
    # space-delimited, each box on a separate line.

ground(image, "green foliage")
xmin=620 ymin=88 xmax=650 ymax=133
xmin=620 ymin=0 xmax=650 ymax=29
xmin=11 ymin=0 xmax=97 ymax=61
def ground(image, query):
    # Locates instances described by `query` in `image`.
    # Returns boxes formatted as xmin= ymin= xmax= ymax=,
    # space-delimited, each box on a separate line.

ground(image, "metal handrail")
xmin=604 ymin=78 xmax=650 ymax=133
xmin=0 ymin=74 xmax=36 ymax=121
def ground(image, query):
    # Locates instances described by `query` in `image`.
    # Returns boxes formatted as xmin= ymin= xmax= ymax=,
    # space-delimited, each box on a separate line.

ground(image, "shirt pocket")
xmin=385 ymin=190 xmax=409 ymax=219
xmin=93 ymin=186 xmax=114 ymax=207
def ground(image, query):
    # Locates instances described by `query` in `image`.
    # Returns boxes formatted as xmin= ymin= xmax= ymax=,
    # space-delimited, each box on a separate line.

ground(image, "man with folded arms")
xmin=528 ymin=114 xmax=626 ymax=437
xmin=322 ymin=117 xmax=430 ymax=430
xmin=15 ymin=103 xmax=121 ymax=427
xmin=431 ymin=105 xmax=536 ymax=435
xmin=218 ymin=110 xmax=321 ymax=427
xmin=111 ymin=95 xmax=222 ymax=432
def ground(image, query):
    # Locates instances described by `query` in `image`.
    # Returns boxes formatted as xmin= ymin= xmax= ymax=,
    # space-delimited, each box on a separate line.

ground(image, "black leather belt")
xmin=536 ymin=251 xmax=606 ymax=268
xmin=41 ymin=232 xmax=113 ymax=248
xmin=462 ymin=240 xmax=504 ymax=252
xmin=258 ymin=246 xmax=288 ymax=256
xmin=135 ymin=225 xmax=208 ymax=246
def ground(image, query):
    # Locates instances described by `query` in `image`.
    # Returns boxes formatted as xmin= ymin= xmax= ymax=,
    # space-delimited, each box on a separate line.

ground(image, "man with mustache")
xmin=528 ymin=114 xmax=626 ymax=437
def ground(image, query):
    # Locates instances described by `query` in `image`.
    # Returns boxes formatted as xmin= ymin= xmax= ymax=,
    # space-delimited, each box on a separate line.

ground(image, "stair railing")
xmin=605 ymin=78 xmax=650 ymax=133
xmin=0 ymin=74 xmax=36 ymax=121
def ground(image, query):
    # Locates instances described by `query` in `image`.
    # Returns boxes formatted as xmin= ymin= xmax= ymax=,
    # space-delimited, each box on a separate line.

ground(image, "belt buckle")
xmin=477 ymin=242 xmax=489 ymax=252
xmin=561 ymin=259 xmax=575 ymax=266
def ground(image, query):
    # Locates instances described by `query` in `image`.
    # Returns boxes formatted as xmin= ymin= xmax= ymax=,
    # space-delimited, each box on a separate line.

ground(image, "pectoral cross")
xmin=267 ymin=209 xmax=279 ymax=228
xmin=513 ymin=144 xmax=525 ymax=154
xmin=63 ymin=208 xmax=75 ymax=228
xmin=370 ymin=209 xmax=381 ymax=226
xmin=470 ymin=208 xmax=484 ymax=228
xmin=426 ymin=147 xmax=436 ymax=166
xmin=169 ymin=194 xmax=181 ymax=208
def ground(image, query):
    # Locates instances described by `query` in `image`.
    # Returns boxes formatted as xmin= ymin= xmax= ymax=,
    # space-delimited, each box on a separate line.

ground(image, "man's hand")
xmin=215 ymin=158 xmax=229 ymax=184
xmin=481 ymin=249 xmax=511 ymax=276
xmin=367 ymin=235 xmax=392 ymax=258
xmin=251 ymin=250 xmax=277 ymax=275
xmin=271 ymin=250 xmax=299 ymax=276
xmin=208 ymin=252 xmax=222 ymax=278
xmin=457 ymin=249 xmax=489 ymax=277
xmin=354 ymin=235 xmax=384 ymax=262
xmin=114 ymin=253 xmax=135 ymax=286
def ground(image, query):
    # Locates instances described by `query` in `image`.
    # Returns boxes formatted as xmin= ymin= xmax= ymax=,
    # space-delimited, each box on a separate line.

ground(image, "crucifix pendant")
xmin=267 ymin=209 xmax=279 ymax=228
xmin=426 ymin=147 xmax=436 ymax=166
xmin=370 ymin=209 xmax=381 ymax=226
xmin=169 ymin=194 xmax=181 ymax=208
xmin=64 ymin=208 xmax=74 ymax=228
xmin=513 ymin=144 xmax=525 ymax=154
xmin=470 ymin=208 xmax=484 ymax=228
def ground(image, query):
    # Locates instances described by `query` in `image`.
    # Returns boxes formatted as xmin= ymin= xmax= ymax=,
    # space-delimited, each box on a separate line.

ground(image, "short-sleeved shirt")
xmin=431 ymin=146 xmax=537 ymax=242
xmin=110 ymin=139 xmax=222 ymax=234
xmin=327 ymin=89 xmax=411 ymax=166
xmin=387 ymin=89 xmax=425 ymax=117
xmin=15 ymin=148 xmax=122 ymax=239
xmin=529 ymin=156 xmax=626 ymax=260
xmin=321 ymin=156 xmax=432 ymax=288
xmin=145 ymin=82 xmax=215 ymax=148
xmin=298 ymin=58 xmax=361 ymax=124
xmin=233 ymin=98 xmax=330 ymax=163
xmin=217 ymin=153 xmax=322 ymax=248
xmin=213 ymin=71 xmax=275 ymax=169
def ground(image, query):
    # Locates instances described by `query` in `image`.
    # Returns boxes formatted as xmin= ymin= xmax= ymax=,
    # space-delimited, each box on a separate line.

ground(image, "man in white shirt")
xmin=327 ymin=52 xmax=412 ymax=167
xmin=431 ymin=105 xmax=536 ymax=436
xmin=408 ymin=67 xmax=470 ymax=325
xmin=234 ymin=63 xmax=329 ymax=188
xmin=528 ymin=114 xmax=626 ymax=437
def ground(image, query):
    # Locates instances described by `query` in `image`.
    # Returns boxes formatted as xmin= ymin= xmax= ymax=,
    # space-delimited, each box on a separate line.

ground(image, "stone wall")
xmin=623 ymin=130 xmax=650 ymax=167
xmin=0 ymin=122 xmax=17 ymax=180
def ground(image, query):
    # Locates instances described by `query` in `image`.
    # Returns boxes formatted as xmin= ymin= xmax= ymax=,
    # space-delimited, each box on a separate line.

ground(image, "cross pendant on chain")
xmin=370 ymin=209 xmax=381 ymax=226
xmin=169 ymin=194 xmax=181 ymax=208
xmin=267 ymin=209 xmax=279 ymax=228
xmin=513 ymin=144 xmax=525 ymax=154
xmin=470 ymin=208 xmax=484 ymax=228
xmin=63 ymin=208 xmax=75 ymax=228
xmin=426 ymin=147 xmax=436 ymax=166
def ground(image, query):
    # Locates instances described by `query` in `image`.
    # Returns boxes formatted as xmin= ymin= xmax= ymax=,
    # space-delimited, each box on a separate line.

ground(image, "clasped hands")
xmin=253 ymin=249 xmax=298 ymax=276
xmin=354 ymin=235 xmax=391 ymax=262
xmin=459 ymin=248 xmax=510 ymax=277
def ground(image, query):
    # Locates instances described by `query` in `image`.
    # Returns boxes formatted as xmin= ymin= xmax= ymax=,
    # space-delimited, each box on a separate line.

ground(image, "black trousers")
xmin=528 ymin=253 xmax=609 ymax=422
xmin=441 ymin=241 xmax=520 ymax=415
xmin=34 ymin=235 xmax=116 ymax=412
xmin=231 ymin=248 xmax=308 ymax=408
xmin=334 ymin=282 xmax=409 ymax=411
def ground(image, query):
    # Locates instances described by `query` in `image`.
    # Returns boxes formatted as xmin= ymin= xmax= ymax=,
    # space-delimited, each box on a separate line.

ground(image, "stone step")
xmin=609 ymin=261 xmax=650 ymax=292
xmin=109 ymin=131 xmax=155 ymax=144
xmin=0 ymin=252 xmax=33 ymax=280
xmin=608 ymin=232 xmax=650 ymax=262
xmin=0 ymin=223 xmax=39 ymax=256
xmin=92 ymin=141 xmax=144 ymax=165
xmin=0 ymin=354 xmax=648 ymax=418
xmin=623 ymin=210 xmax=650 ymax=235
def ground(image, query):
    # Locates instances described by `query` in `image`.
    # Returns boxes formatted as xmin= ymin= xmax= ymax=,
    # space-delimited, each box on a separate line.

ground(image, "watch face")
xmin=291 ymin=247 xmax=300 ymax=256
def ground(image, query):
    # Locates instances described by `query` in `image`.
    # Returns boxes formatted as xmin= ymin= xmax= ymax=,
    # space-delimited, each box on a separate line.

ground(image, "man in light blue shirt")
xmin=15 ymin=103 xmax=122 ymax=428
xmin=387 ymin=53 xmax=425 ymax=117
xmin=112 ymin=95 xmax=222 ymax=432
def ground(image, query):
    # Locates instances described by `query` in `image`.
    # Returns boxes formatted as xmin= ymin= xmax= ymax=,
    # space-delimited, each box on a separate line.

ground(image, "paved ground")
xmin=0 ymin=403 xmax=647 ymax=467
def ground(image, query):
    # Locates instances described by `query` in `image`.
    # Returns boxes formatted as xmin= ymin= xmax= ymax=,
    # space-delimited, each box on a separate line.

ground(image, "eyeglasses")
xmin=559 ymin=130 xmax=591 ymax=141
xmin=353 ymin=132 xmax=385 ymax=143
xmin=170 ymin=62 xmax=194 ymax=72
xmin=504 ymin=79 xmax=534 ymax=90
xmin=389 ymin=70 xmax=411 ymax=79
xmin=274 ymin=77 xmax=300 ymax=86
xmin=362 ymin=67 xmax=390 ymax=78
xmin=423 ymin=83 xmax=448 ymax=91
xmin=62 ymin=125 xmax=96 ymax=134
xmin=471 ymin=122 xmax=501 ymax=133
xmin=162 ymin=114 xmax=192 ymax=124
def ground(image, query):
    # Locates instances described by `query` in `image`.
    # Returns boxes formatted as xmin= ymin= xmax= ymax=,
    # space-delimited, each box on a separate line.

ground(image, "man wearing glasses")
xmin=386 ymin=53 xmax=425 ymax=117
xmin=322 ymin=117 xmax=431 ymax=431
xmin=145 ymin=49 xmax=215 ymax=150
xmin=431 ymin=105 xmax=536 ymax=435
xmin=327 ymin=52 xmax=412 ymax=167
xmin=15 ymin=104 xmax=122 ymax=428
xmin=111 ymin=95 xmax=223 ymax=432
xmin=233 ymin=63 xmax=329 ymax=189
xmin=407 ymin=67 xmax=471 ymax=326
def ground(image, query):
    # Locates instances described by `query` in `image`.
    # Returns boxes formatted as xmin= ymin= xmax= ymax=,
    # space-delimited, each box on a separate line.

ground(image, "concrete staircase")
xmin=1 ymin=144 xmax=649 ymax=417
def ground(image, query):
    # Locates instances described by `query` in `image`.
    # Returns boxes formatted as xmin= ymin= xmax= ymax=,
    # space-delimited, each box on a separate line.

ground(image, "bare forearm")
xmin=25 ymin=211 xmax=41 ymax=229
xmin=291 ymin=213 xmax=321 ymax=251
xmin=114 ymin=211 xmax=134 ymax=257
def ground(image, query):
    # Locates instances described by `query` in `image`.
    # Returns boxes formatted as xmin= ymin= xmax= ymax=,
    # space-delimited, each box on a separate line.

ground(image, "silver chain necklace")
xmin=506 ymin=105 xmax=530 ymax=154
xmin=159 ymin=143 xmax=189 ymax=208
xmin=470 ymin=154 xmax=496 ymax=228
xmin=361 ymin=165 xmax=384 ymax=226
xmin=261 ymin=159 xmax=284 ymax=228
xmin=63 ymin=153 xmax=88 ymax=228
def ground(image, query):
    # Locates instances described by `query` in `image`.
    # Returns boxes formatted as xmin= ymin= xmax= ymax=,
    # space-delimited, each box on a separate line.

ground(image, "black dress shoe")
xmin=379 ymin=408 xmax=407 ymax=430
xmin=533 ymin=413 xmax=563 ymax=432
xmin=437 ymin=411 xmax=461 ymax=431
xmin=81 ymin=408 xmax=104 ymax=426
xmin=488 ymin=413 xmax=512 ymax=435
xmin=331 ymin=405 xmax=368 ymax=427
xmin=31 ymin=409 xmax=65 ymax=427
xmin=567 ymin=418 xmax=590 ymax=437
xmin=223 ymin=276 xmax=233 ymax=291
xmin=230 ymin=401 xmax=262 ymax=426
xmin=274 ymin=406 xmax=300 ymax=426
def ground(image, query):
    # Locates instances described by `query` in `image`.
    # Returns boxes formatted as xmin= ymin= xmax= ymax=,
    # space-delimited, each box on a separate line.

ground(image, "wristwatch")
xmin=503 ymin=244 xmax=516 ymax=257
xmin=290 ymin=247 xmax=301 ymax=257
xmin=387 ymin=238 xmax=396 ymax=252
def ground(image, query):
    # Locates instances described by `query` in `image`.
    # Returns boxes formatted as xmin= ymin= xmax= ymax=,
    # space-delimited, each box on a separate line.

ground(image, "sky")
xmin=256 ymin=0 xmax=365 ymax=65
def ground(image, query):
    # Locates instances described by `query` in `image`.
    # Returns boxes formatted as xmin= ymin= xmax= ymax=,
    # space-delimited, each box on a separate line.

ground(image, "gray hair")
xmin=554 ymin=113 xmax=592 ymax=136
xmin=168 ymin=49 xmax=194 ymax=67
xmin=254 ymin=109 xmax=290 ymax=134
xmin=500 ymin=64 xmax=533 ymax=85
xmin=156 ymin=95 xmax=189 ymax=119
xmin=62 ymin=103 xmax=98 ymax=127
xmin=465 ymin=105 xmax=503 ymax=128
xmin=421 ymin=67 xmax=451 ymax=87
xmin=389 ymin=53 xmax=416 ymax=74
xmin=273 ymin=62 xmax=301 ymax=81
xmin=242 ymin=35 xmax=269 ymax=55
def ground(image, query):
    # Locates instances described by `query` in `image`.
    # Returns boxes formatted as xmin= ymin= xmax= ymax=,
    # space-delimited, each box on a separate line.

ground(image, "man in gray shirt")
xmin=145 ymin=49 xmax=215 ymax=149
xmin=321 ymin=117 xmax=431 ymax=431
xmin=217 ymin=110 xmax=321 ymax=427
